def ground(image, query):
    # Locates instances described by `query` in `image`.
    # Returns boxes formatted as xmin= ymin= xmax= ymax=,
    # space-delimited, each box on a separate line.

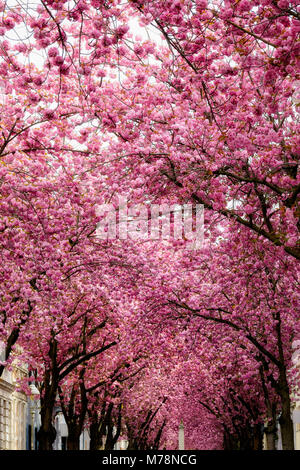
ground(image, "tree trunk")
xmin=253 ymin=424 xmax=263 ymax=450
xmin=275 ymin=313 xmax=294 ymax=450
xmin=58 ymin=376 xmax=88 ymax=452
xmin=223 ymin=431 xmax=239 ymax=450
xmin=104 ymin=404 xmax=122 ymax=450
xmin=153 ymin=420 xmax=166 ymax=449
xmin=37 ymin=412 xmax=57 ymax=451
xmin=279 ymin=386 xmax=294 ymax=450
xmin=265 ymin=430 xmax=277 ymax=450
xmin=104 ymin=425 xmax=115 ymax=451
xmin=38 ymin=386 xmax=57 ymax=450
xmin=38 ymin=404 xmax=57 ymax=450
xmin=37 ymin=338 xmax=60 ymax=450
xmin=125 ymin=423 xmax=138 ymax=450
xmin=67 ymin=428 xmax=81 ymax=450
xmin=239 ymin=427 xmax=253 ymax=450
xmin=264 ymin=405 xmax=277 ymax=450
xmin=89 ymin=421 xmax=104 ymax=450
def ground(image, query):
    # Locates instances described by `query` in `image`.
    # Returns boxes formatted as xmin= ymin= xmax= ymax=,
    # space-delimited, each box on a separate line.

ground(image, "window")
xmin=0 ymin=398 xmax=11 ymax=449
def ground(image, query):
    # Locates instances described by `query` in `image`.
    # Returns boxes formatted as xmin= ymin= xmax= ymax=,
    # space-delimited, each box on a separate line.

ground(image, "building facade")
xmin=0 ymin=345 xmax=28 ymax=450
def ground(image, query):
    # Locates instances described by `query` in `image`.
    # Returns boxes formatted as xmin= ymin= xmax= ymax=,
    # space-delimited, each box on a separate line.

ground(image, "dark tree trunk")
xmin=258 ymin=312 xmax=294 ymax=450
xmin=104 ymin=424 xmax=115 ymax=450
xmin=58 ymin=372 xmax=88 ymax=452
xmin=89 ymin=422 xmax=104 ymax=450
xmin=104 ymin=404 xmax=122 ymax=450
xmin=37 ymin=418 xmax=57 ymax=451
xmin=253 ymin=424 xmax=263 ymax=450
xmin=153 ymin=419 xmax=166 ymax=449
xmin=264 ymin=404 xmax=277 ymax=450
xmin=67 ymin=427 xmax=81 ymax=450
xmin=37 ymin=340 xmax=59 ymax=451
xmin=279 ymin=384 xmax=294 ymax=450
xmin=223 ymin=431 xmax=239 ymax=450
xmin=275 ymin=313 xmax=294 ymax=450
xmin=265 ymin=429 xmax=277 ymax=450
xmin=125 ymin=423 xmax=138 ymax=450
xmin=37 ymin=398 xmax=57 ymax=450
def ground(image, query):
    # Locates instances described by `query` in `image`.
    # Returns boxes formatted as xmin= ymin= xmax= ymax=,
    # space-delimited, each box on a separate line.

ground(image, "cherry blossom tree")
xmin=84 ymin=0 xmax=300 ymax=260
xmin=0 ymin=0 xmax=299 ymax=452
xmin=161 ymin=232 xmax=299 ymax=449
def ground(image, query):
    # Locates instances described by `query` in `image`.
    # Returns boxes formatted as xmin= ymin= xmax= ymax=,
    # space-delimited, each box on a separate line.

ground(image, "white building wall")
xmin=0 ymin=344 xmax=28 ymax=450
